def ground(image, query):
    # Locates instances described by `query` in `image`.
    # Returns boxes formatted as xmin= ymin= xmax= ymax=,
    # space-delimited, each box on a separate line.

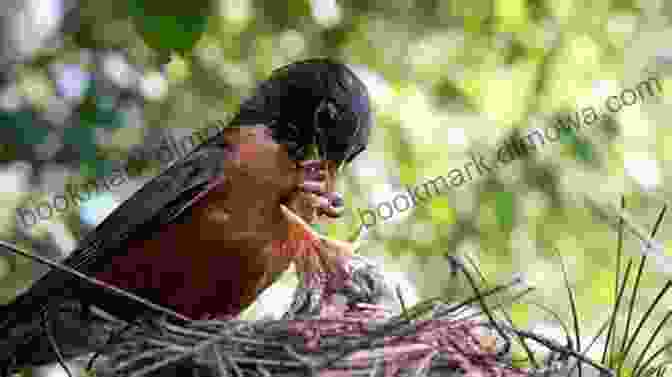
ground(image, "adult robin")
xmin=0 ymin=57 xmax=374 ymax=369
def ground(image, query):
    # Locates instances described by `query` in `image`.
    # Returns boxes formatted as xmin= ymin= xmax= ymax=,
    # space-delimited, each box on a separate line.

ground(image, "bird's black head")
xmin=229 ymin=58 xmax=373 ymax=169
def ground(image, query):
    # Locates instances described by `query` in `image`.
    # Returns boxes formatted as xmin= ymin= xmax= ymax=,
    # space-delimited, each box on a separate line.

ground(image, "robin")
xmin=0 ymin=57 xmax=374 ymax=369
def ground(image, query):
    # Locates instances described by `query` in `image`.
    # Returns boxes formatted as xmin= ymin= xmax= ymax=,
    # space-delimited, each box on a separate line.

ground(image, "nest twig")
xmin=32 ymin=254 xmax=607 ymax=377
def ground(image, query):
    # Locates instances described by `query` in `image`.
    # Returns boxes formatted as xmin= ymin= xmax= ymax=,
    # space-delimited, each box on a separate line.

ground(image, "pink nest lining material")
xmin=87 ymin=253 xmax=601 ymax=377
xmin=279 ymin=254 xmax=528 ymax=377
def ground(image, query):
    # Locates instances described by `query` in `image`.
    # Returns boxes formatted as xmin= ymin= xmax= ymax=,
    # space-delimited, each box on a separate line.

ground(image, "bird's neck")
xmin=235 ymin=199 xmax=290 ymax=243
xmin=189 ymin=177 xmax=290 ymax=246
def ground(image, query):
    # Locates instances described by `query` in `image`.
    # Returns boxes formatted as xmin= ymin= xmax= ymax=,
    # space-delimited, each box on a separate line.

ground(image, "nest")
xmin=21 ymin=254 xmax=609 ymax=377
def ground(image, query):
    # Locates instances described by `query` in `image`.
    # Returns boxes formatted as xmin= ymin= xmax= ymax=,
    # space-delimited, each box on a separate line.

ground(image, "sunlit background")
xmin=2 ymin=0 xmax=672 ymax=375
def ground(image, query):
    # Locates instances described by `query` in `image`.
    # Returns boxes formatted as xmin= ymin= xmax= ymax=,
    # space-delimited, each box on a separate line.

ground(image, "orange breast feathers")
xmin=92 ymin=195 xmax=354 ymax=321
xmin=275 ymin=204 xmax=355 ymax=289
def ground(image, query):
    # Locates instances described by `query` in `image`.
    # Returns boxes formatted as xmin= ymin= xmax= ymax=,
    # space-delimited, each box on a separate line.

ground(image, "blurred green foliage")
xmin=127 ymin=0 xmax=215 ymax=61
xmin=3 ymin=0 xmax=672 ymax=370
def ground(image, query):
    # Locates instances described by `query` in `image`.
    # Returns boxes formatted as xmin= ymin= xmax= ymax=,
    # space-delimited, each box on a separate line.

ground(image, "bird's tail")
xmin=0 ymin=241 xmax=129 ymax=373
xmin=0 ymin=240 xmax=62 ymax=370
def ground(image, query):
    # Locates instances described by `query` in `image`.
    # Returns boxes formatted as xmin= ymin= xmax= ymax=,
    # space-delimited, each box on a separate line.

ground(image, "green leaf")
xmin=0 ymin=110 xmax=48 ymax=146
xmin=611 ymin=0 xmax=640 ymax=11
xmin=429 ymin=197 xmax=456 ymax=225
xmin=558 ymin=124 xmax=578 ymax=144
xmin=127 ymin=0 xmax=214 ymax=58
xmin=494 ymin=0 xmax=529 ymax=33
xmin=494 ymin=190 xmax=515 ymax=230
xmin=575 ymin=140 xmax=593 ymax=162
xmin=78 ymin=84 xmax=123 ymax=129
